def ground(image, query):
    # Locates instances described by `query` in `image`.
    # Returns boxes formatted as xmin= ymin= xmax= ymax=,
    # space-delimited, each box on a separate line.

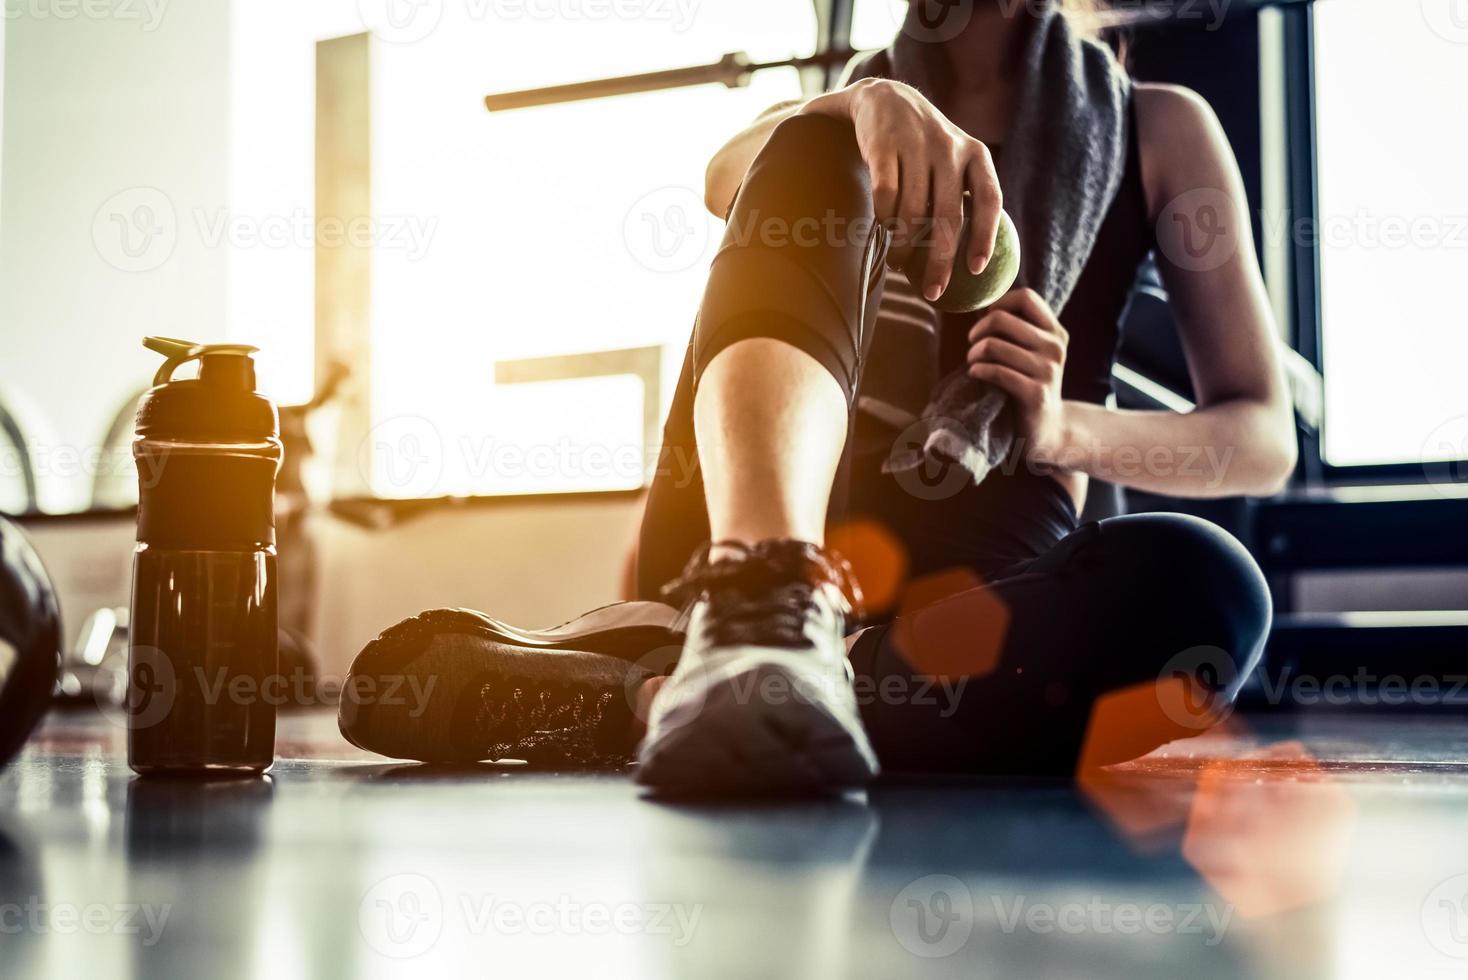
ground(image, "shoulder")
xmin=1131 ymin=82 xmax=1238 ymax=222
xmin=1134 ymin=81 xmax=1221 ymax=133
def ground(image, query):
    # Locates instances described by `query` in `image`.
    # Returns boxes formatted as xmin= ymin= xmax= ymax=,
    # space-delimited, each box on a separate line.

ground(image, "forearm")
xmin=1056 ymin=398 xmax=1296 ymax=498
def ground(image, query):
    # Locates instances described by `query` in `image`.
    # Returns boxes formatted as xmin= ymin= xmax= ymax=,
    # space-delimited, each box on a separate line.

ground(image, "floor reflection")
xmin=3 ymin=710 xmax=1468 ymax=978
xmin=637 ymin=796 xmax=879 ymax=980
xmin=0 ymin=821 xmax=44 ymax=977
xmin=124 ymin=776 xmax=275 ymax=980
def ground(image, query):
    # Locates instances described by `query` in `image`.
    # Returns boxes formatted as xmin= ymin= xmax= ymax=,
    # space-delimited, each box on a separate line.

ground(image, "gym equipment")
xmin=481 ymin=3 xmax=1306 ymax=113
xmin=484 ymin=50 xmax=853 ymax=112
xmin=0 ymin=516 xmax=61 ymax=767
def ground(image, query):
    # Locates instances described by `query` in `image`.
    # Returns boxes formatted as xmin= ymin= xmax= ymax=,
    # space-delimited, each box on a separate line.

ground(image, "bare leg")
xmin=694 ymin=337 xmax=848 ymax=548
xmin=637 ymin=115 xmax=882 ymax=792
xmin=635 ymin=113 xmax=880 ymax=596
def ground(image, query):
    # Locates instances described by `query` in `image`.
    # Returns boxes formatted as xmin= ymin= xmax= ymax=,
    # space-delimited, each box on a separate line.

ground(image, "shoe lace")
xmin=472 ymin=674 xmax=632 ymax=768
xmin=659 ymin=539 xmax=863 ymax=649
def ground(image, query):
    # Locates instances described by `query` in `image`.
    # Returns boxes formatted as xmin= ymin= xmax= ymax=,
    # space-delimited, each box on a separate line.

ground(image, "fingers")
xmin=963 ymin=142 xmax=1002 ymax=275
xmin=987 ymin=288 xmax=1068 ymax=343
xmin=965 ymin=335 xmax=1053 ymax=382
xmin=894 ymin=156 xmax=931 ymax=275
xmin=869 ymin=153 xmax=900 ymax=229
xmin=922 ymin=160 xmax=966 ymax=302
xmin=967 ymin=361 xmax=1042 ymax=409
xmin=967 ymin=309 xmax=1067 ymax=363
xmin=845 ymin=81 xmax=1000 ymax=290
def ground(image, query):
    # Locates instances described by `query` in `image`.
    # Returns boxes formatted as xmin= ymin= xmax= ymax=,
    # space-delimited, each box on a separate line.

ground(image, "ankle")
xmin=708 ymin=534 xmax=823 ymax=563
xmin=708 ymin=529 xmax=824 ymax=557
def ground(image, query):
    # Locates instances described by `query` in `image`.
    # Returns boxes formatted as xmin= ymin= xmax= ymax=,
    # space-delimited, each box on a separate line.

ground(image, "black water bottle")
xmin=128 ymin=337 xmax=283 ymax=775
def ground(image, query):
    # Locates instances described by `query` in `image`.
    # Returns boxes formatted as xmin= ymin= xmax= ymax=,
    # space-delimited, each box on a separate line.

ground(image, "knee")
xmin=1097 ymin=514 xmax=1272 ymax=681
xmin=742 ymin=114 xmax=872 ymax=219
xmin=761 ymin=112 xmax=861 ymax=170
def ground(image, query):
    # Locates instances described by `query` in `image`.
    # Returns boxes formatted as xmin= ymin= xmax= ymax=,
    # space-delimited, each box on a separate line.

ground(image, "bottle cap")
xmin=135 ymin=336 xmax=278 ymax=443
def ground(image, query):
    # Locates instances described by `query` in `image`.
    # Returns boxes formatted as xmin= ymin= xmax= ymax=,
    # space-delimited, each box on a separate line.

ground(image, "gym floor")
xmin=3 ymin=708 xmax=1467 ymax=979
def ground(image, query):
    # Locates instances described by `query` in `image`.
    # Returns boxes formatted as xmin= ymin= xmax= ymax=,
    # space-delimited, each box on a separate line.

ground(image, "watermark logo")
xmin=3 ymin=0 xmax=169 ymax=31
xmin=93 ymin=187 xmax=177 ymax=273
xmin=626 ymin=643 xmax=688 ymax=729
xmin=1076 ymin=0 xmax=1233 ymax=31
xmin=359 ymin=415 xmax=446 ymax=498
xmin=491 ymin=0 xmax=702 ymax=29
xmin=92 ymin=189 xmax=437 ymax=273
xmin=1421 ymin=0 xmax=1468 ymax=44
xmin=358 ymin=876 xmax=700 ymax=956
xmin=95 ymin=644 xmax=177 ymax=732
xmin=1157 ymin=645 xmax=1239 ymax=730
xmin=194 ymin=208 xmax=437 ymax=259
xmin=890 ymin=874 xmax=974 ymax=958
xmin=1421 ymin=416 xmax=1468 ymax=496
xmin=1422 ymin=874 xmax=1468 ymax=958
xmin=94 ymin=654 xmax=440 ymax=726
xmin=0 ymin=899 xmax=172 ymax=946
xmin=623 ymin=186 xmax=712 ymax=274
xmin=357 ymin=0 xmax=702 ymax=41
xmin=886 ymin=418 xmax=975 ymax=502
xmin=359 ymin=873 xmax=445 ymax=959
xmin=894 ymin=0 xmax=975 ymax=44
xmin=356 ymin=0 xmax=444 ymax=43
xmin=1156 ymin=187 xmax=1238 ymax=273
xmin=992 ymin=895 xmax=1233 ymax=946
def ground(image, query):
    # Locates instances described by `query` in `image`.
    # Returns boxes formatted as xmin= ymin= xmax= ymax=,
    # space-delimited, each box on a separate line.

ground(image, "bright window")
xmin=1313 ymin=1 xmax=1468 ymax=467
xmin=362 ymin=3 xmax=814 ymax=496
xmin=231 ymin=1 xmax=815 ymax=499
xmin=850 ymin=0 xmax=904 ymax=51
xmin=0 ymin=2 xmax=814 ymax=513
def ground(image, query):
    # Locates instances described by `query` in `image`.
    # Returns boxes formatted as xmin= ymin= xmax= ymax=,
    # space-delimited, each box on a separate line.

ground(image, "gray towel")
xmin=847 ymin=4 xmax=1131 ymax=483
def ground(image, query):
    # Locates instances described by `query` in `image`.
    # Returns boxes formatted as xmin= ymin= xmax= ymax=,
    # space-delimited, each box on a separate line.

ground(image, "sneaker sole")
xmin=340 ymin=603 xmax=681 ymax=762
xmin=636 ymin=662 xmax=879 ymax=796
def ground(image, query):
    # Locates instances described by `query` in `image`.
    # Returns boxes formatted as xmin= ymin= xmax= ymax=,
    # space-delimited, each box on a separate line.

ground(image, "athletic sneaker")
xmin=636 ymin=539 xmax=880 ymax=795
xmin=338 ymin=603 xmax=681 ymax=767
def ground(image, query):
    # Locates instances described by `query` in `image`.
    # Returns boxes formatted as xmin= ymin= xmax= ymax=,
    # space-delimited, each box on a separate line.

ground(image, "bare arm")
xmin=1060 ymin=83 xmax=1297 ymax=497
xmin=964 ymin=84 xmax=1297 ymax=499
xmin=703 ymin=79 xmax=1005 ymax=302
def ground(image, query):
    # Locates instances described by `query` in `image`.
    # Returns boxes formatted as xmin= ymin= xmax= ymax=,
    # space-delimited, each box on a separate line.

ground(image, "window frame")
xmin=1287 ymin=0 xmax=1468 ymax=484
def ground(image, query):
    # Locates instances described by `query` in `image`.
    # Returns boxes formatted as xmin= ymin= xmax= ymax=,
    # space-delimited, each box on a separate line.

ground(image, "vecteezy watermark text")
xmin=890 ymin=875 xmax=1234 ymax=959
xmin=92 ymin=187 xmax=437 ymax=274
xmin=358 ymin=874 xmax=702 ymax=959
xmin=0 ymin=899 xmax=171 ymax=947
xmin=4 ymin=0 xmax=168 ymax=30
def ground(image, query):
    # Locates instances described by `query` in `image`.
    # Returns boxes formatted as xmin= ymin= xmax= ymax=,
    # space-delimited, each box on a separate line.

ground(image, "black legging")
xmin=848 ymin=513 xmax=1270 ymax=775
xmin=639 ymin=112 xmax=1272 ymax=775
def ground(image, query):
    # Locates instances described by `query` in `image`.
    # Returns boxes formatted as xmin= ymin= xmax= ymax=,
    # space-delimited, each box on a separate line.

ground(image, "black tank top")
xmin=936 ymin=103 xmax=1154 ymax=401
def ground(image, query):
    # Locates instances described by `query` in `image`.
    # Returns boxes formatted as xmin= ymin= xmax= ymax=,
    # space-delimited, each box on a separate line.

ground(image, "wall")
xmin=0 ymin=2 xmax=233 ymax=513
xmin=21 ymin=492 xmax=645 ymax=684
xmin=313 ymin=493 xmax=644 ymax=676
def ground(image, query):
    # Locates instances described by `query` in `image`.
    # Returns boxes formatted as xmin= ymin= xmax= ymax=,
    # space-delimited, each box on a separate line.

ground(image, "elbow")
xmin=1254 ymin=442 xmax=1297 ymax=497
xmin=1246 ymin=425 xmax=1298 ymax=497
xmin=1213 ymin=395 xmax=1296 ymax=497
